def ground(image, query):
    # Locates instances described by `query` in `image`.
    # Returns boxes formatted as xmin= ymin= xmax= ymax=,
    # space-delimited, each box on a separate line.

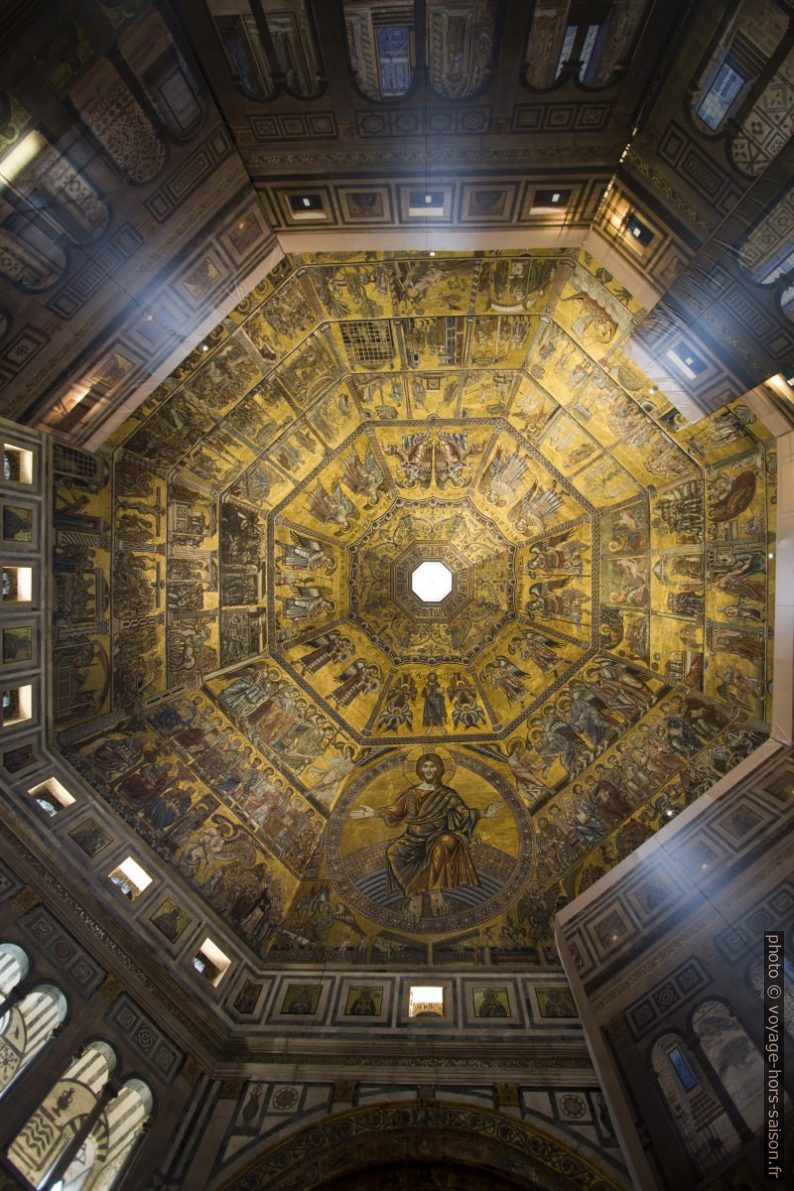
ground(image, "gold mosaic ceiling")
xmin=53 ymin=250 xmax=776 ymax=967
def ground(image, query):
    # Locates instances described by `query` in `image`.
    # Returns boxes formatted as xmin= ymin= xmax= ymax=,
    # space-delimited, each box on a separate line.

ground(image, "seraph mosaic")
xmin=52 ymin=250 xmax=776 ymax=967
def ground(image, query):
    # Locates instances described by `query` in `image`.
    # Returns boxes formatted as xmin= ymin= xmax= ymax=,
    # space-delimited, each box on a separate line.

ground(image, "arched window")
xmin=7 ymin=1039 xmax=118 ymax=1188
xmin=523 ymin=1 xmax=647 ymax=91
xmin=523 ymin=1 xmax=572 ymax=90
xmin=117 ymin=8 xmax=204 ymax=141
xmin=345 ymin=1 xmax=416 ymax=100
xmin=48 ymin=1078 xmax=153 ymax=1191
xmin=0 ymin=128 xmax=110 ymax=246
xmin=70 ymin=63 xmax=166 ymax=185
xmin=209 ymin=1 xmax=324 ymax=101
xmin=0 ymin=940 xmax=29 ymax=995
xmin=0 ymin=983 xmax=68 ymax=1096
xmin=265 ymin=1 xmax=324 ymax=99
xmin=692 ymin=999 xmax=765 ymax=1132
xmin=582 ymin=0 xmax=647 ymax=88
xmin=736 ymin=185 xmax=794 ymax=320
xmin=427 ymin=0 xmax=498 ymax=99
xmin=690 ymin=0 xmax=788 ymax=136
xmin=732 ymin=45 xmax=794 ymax=175
xmin=210 ymin=2 xmax=273 ymax=99
xmin=0 ymin=207 xmax=67 ymax=292
xmin=650 ymin=1031 xmax=740 ymax=1176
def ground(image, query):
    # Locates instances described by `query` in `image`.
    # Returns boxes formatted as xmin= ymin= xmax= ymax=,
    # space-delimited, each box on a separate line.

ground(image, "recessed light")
xmin=429 ymin=251 xmax=436 ymax=256
xmin=201 ymin=345 xmax=209 ymax=352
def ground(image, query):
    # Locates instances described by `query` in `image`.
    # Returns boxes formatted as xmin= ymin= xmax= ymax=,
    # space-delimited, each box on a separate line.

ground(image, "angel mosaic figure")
xmin=280 ymin=530 xmax=336 ymax=573
xmin=331 ymin=659 xmax=382 ymax=706
xmin=341 ymin=444 xmax=388 ymax=507
xmin=480 ymin=655 xmax=531 ymax=704
xmin=280 ymin=586 xmax=334 ymax=620
xmin=307 ymin=480 xmax=359 ymax=534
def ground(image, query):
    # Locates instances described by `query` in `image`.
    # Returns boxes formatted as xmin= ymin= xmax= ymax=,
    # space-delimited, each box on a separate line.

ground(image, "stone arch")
xmin=0 ymin=940 xmax=29 ymax=994
xmin=427 ymin=0 xmax=500 ymax=100
xmin=736 ymin=183 xmax=794 ymax=320
xmin=0 ymin=983 xmax=68 ymax=1097
xmin=208 ymin=1 xmax=324 ymax=102
xmin=315 ymin=1161 xmax=525 ymax=1190
xmin=218 ymin=1101 xmax=623 ymax=1190
xmin=649 ymin=1029 xmax=740 ymax=1178
xmin=688 ymin=0 xmax=788 ymax=138
xmin=6 ymin=1037 xmax=119 ymax=1187
xmin=691 ymin=997 xmax=765 ymax=1132
xmin=523 ymin=0 xmax=648 ymax=92
xmin=56 ymin=1075 xmax=154 ymax=1191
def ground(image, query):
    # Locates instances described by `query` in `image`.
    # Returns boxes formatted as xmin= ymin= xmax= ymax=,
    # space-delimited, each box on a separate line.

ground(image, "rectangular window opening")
xmin=2 ymin=566 xmax=32 ymax=602
xmin=624 ymin=211 xmax=654 ymax=247
xmin=408 ymin=190 xmax=446 ymax=217
xmin=2 ymin=444 xmax=35 ymax=485
xmin=192 ymin=937 xmax=232 ymax=987
xmin=2 ymin=684 xmax=32 ymax=727
xmin=28 ymin=777 xmax=76 ymax=817
xmin=288 ymin=193 xmax=327 ymax=220
xmin=532 ymin=189 xmax=571 ymax=213
xmin=409 ymin=984 xmax=444 ymax=1018
xmin=108 ymin=856 xmax=153 ymax=901
xmin=578 ymin=24 xmax=601 ymax=80
xmin=668 ymin=1045 xmax=699 ymax=1092
xmin=697 ymin=61 xmax=744 ymax=130
xmin=666 ymin=342 xmax=708 ymax=382
xmin=375 ymin=24 xmax=412 ymax=97
xmin=556 ymin=24 xmax=577 ymax=76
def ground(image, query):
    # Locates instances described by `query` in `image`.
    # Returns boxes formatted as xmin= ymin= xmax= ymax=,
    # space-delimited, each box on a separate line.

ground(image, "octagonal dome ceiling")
xmin=52 ymin=250 xmax=776 ymax=967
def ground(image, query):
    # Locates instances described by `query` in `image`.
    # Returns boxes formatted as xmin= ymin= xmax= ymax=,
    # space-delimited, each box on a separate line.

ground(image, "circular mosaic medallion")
xmin=325 ymin=747 xmax=533 ymax=934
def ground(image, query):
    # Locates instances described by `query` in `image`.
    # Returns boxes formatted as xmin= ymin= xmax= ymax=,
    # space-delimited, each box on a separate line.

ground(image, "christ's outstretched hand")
xmin=350 ymin=804 xmax=379 ymax=820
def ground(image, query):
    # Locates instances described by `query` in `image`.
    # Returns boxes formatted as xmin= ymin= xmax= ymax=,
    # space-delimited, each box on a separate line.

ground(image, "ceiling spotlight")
xmin=429 ymin=251 xmax=436 ymax=256
xmin=201 ymin=344 xmax=209 ymax=352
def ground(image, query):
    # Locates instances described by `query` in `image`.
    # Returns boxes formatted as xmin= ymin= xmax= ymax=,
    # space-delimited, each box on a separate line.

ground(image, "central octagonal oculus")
xmin=410 ymin=560 xmax=453 ymax=603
